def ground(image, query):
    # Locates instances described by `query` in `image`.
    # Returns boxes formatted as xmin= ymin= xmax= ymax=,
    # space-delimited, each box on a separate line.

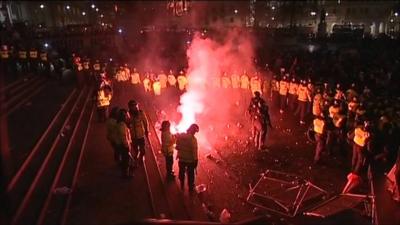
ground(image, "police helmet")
xmin=254 ymin=91 xmax=261 ymax=97
xmin=128 ymin=100 xmax=138 ymax=107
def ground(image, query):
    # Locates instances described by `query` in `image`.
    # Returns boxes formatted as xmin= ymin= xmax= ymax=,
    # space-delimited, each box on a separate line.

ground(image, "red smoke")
xmin=175 ymin=28 xmax=257 ymax=151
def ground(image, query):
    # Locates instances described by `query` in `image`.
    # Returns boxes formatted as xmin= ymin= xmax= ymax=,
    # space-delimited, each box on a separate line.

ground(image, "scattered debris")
xmin=196 ymin=184 xmax=207 ymax=193
xmin=219 ymin=208 xmax=231 ymax=224
xmin=53 ymin=186 xmax=71 ymax=195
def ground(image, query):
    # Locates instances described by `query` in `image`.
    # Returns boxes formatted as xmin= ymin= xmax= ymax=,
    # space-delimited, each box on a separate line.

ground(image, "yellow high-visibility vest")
xmin=250 ymin=77 xmax=261 ymax=94
xmin=153 ymin=81 xmax=161 ymax=96
xmin=313 ymin=118 xmax=325 ymax=134
xmin=353 ymin=127 xmax=369 ymax=147
xmin=97 ymin=90 xmax=111 ymax=107
xmin=312 ymin=94 xmax=323 ymax=116
xmin=177 ymin=75 xmax=187 ymax=91
xmin=129 ymin=111 xmax=148 ymax=139
xmin=143 ymin=78 xmax=151 ymax=92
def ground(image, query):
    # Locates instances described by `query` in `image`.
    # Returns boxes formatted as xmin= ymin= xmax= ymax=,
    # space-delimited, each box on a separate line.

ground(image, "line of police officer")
xmin=1 ymin=44 xmax=51 ymax=77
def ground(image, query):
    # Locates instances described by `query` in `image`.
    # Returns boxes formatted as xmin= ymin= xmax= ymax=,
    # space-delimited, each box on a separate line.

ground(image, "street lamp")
xmin=100 ymin=14 xmax=104 ymax=18
xmin=91 ymin=4 xmax=96 ymax=9
xmin=66 ymin=5 xmax=70 ymax=10
xmin=310 ymin=11 xmax=316 ymax=16
xmin=395 ymin=12 xmax=398 ymax=17
xmin=39 ymin=4 xmax=44 ymax=9
xmin=234 ymin=9 xmax=238 ymax=14
xmin=82 ymin=11 xmax=86 ymax=16
xmin=271 ymin=6 xmax=275 ymax=10
xmin=96 ymin=8 xmax=99 ymax=12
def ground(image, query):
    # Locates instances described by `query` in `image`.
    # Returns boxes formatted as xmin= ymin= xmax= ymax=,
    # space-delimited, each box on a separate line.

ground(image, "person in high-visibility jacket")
xmin=262 ymin=75 xmax=271 ymax=101
xmin=250 ymin=74 xmax=262 ymax=95
xmin=313 ymin=113 xmax=326 ymax=164
xmin=143 ymin=73 xmax=152 ymax=93
xmin=158 ymin=70 xmax=168 ymax=89
xmin=279 ymin=74 xmax=289 ymax=113
xmin=153 ymin=78 xmax=161 ymax=96
xmin=329 ymin=99 xmax=341 ymax=119
xmin=160 ymin=120 xmax=176 ymax=179
xmin=107 ymin=107 xmax=121 ymax=164
xmin=130 ymin=67 xmax=141 ymax=85
xmin=295 ymin=79 xmax=311 ymax=124
xmin=306 ymin=78 xmax=314 ymax=114
xmin=270 ymin=75 xmax=280 ymax=107
xmin=176 ymin=124 xmax=199 ymax=192
xmin=167 ymin=69 xmax=176 ymax=87
xmin=221 ymin=72 xmax=231 ymax=89
xmin=128 ymin=100 xmax=149 ymax=163
xmin=231 ymin=71 xmax=240 ymax=89
xmin=348 ymin=121 xmax=372 ymax=174
xmin=97 ymin=85 xmax=112 ymax=122
xmin=240 ymin=71 xmax=250 ymax=90
xmin=177 ymin=70 xmax=187 ymax=92
xmin=116 ymin=108 xmax=133 ymax=178
xmin=288 ymin=77 xmax=299 ymax=111
xmin=124 ymin=64 xmax=130 ymax=80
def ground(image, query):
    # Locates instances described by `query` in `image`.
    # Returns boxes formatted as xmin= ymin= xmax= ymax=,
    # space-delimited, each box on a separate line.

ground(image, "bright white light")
xmin=44 ymin=43 xmax=49 ymax=48
xmin=109 ymin=58 xmax=113 ymax=62
xmin=101 ymin=22 xmax=105 ymax=26
xmin=271 ymin=6 xmax=275 ymax=10
xmin=395 ymin=12 xmax=398 ymax=17
xmin=390 ymin=19 xmax=394 ymax=23
xmin=82 ymin=11 xmax=86 ymax=16
xmin=186 ymin=41 xmax=191 ymax=45
xmin=91 ymin=4 xmax=95 ymax=9
xmin=271 ymin=17 xmax=275 ymax=21
xmin=308 ymin=44 xmax=315 ymax=53
xmin=100 ymin=14 xmax=104 ymax=18
xmin=40 ymin=4 xmax=44 ymax=9
xmin=234 ymin=9 xmax=238 ymax=14
xmin=118 ymin=28 xmax=122 ymax=33
xmin=310 ymin=11 xmax=316 ymax=16
xmin=325 ymin=12 xmax=329 ymax=16
xmin=96 ymin=8 xmax=99 ymax=12
xmin=66 ymin=5 xmax=70 ymax=10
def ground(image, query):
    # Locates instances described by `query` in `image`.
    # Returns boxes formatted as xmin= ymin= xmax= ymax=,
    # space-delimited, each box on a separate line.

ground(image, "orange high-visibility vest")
xmin=131 ymin=72 xmax=141 ymax=84
xmin=143 ymin=78 xmax=151 ymax=92
xmin=279 ymin=80 xmax=289 ymax=95
xmin=297 ymin=85 xmax=309 ymax=102
xmin=167 ymin=74 xmax=176 ymax=86
xmin=231 ymin=74 xmax=240 ymax=89
xmin=0 ymin=50 xmax=9 ymax=59
xmin=221 ymin=76 xmax=231 ymax=89
xmin=240 ymin=75 xmax=249 ymax=89
xmin=288 ymin=82 xmax=299 ymax=95
xmin=19 ymin=51 xmax=27 ymax=59
xmin=158 ymin=74 xmax=168 ymax=88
